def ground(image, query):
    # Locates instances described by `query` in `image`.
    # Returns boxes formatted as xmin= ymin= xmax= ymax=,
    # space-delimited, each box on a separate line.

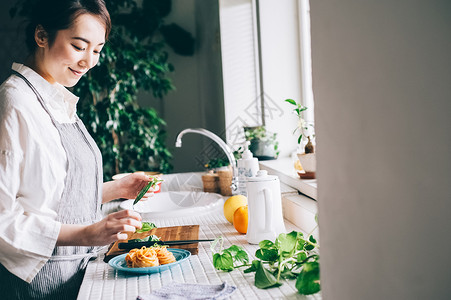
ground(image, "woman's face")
xmin=38 ymin=13 xmax=106 ymax=87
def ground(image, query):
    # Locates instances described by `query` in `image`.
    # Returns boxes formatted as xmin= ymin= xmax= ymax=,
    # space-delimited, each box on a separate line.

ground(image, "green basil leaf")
xmin=213 ymin=252 xmax=234 ymax=271
xmin=295 ymin=261 xmax=320 ymax=295
xmin=254 ymin=260 xmax=282 ymax=289
xmin=135 ymin=222 xmax=157 ymax=233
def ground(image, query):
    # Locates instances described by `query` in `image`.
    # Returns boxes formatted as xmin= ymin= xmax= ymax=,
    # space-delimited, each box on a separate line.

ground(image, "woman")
xmin=0 ymin=0 xmax=152 ymax=298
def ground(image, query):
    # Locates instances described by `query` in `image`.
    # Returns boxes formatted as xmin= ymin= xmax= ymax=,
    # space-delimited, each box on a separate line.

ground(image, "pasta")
xmin=125 ymin=247 xmax=159 ymax=268
xmin=154 ymin=246 xmax=176 ymax=265
xmin=125 ymin=246 xmax=176 ymax=268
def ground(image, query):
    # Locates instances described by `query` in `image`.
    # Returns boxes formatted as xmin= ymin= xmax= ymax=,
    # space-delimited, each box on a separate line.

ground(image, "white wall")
xmin=258 ymin=0 xmax=302 ymax=157
xmin=311 ymin=1 xmax=451 ymax=299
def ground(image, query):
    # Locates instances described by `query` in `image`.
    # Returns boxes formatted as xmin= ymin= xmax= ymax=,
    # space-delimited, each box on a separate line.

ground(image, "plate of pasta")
xmin=108 ymin=246 xmax=191 ymax=274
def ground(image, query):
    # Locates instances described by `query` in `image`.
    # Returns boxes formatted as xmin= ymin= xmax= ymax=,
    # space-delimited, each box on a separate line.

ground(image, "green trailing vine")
xmin=211 ymin=230 xmax=320 ymax=295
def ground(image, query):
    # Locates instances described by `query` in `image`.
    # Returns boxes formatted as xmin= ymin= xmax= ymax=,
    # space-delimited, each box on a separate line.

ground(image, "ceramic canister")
xmin=245 ymin=170 xmax=286 ymax=244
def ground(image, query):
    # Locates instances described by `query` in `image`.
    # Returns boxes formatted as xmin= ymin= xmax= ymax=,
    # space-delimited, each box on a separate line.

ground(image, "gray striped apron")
xmin=0 ymin=71 xmax=103 ymax=299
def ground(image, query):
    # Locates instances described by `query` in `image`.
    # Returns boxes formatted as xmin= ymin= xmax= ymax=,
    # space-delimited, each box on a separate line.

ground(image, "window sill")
xmin=259 ymin=157 xmax=317 ymax=200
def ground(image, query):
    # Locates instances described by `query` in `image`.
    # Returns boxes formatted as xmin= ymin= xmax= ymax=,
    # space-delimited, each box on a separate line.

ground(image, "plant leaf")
xmin=255 ymin=248 xmax=279 ymax=262
xmin=275 ymin=231 xmax=298 ymax=254
xmin=279 ymin=268 xmax=297 ymax=280
xmin=309 ymin=235 xmax=317 ymax=244
xmin=243 ymin=259 xmax=259 ymax=273
xmin=213 ymin=252 xmax=234 ymax=271
xmin=285 ymin=98 xmax=297 ymax=105
xmin=258 ymin=240 xmax=275 ymax=250
xmin=254 ymin=260 xmax=282 ymax=289
xmin=225 ymin=245 xmax=249 ymax=265
xmin=295 ymin=261 xmax=320 ymax=295
xmin=135 ymin=222 xmax=157 ymax=233
xmin=297 ymin=251 xmax=308 ymax=263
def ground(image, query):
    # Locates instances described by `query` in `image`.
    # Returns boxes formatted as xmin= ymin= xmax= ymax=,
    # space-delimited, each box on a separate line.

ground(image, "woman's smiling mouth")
xmin=69 ymin=67 xmax=85 ymax=76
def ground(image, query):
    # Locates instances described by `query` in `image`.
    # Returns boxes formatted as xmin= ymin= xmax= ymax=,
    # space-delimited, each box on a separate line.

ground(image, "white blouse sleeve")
xmin=0 ymin=89 xmax=61 ymax=283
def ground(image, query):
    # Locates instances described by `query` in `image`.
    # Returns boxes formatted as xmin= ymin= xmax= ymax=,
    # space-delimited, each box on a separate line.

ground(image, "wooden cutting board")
xmin=104 ymin=225 xmax=199 ymax=262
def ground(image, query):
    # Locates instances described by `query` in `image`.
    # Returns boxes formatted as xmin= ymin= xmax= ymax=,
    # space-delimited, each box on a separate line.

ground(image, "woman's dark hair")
xmin=25 ymin=0 xmax=111 ymax=53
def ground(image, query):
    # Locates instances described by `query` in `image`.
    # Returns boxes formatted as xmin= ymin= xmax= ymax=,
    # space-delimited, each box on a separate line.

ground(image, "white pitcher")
xmin=245 ymin=170 xmax=286 ymax=244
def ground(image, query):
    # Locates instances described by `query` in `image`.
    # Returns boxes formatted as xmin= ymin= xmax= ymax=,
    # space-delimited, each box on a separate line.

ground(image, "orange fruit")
xmin=233 ymin=205 xmax=248 ymax=234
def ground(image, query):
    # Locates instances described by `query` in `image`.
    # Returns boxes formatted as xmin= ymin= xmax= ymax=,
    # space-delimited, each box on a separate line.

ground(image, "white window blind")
xmin=219 ymin=0 xmax=261 ymax=147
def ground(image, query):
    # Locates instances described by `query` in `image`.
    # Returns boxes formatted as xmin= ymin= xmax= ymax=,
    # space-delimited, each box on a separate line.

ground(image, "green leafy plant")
xmin=285 ymin=99 xmax=314 ymax=146
xmin=243 ymin=126 xmax=279 ymax=159
xmin=204 ymin=158 xmax=230 ymax=170
xmin=211 ymin=231 xmax=320 ymax=295
xmin=10 ymin=0 xmax=195 ymax=180
xmin=210 ymin=237 xmax=250 ymax=272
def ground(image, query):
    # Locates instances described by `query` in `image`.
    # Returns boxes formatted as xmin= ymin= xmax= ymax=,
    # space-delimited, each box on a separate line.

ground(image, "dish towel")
xmin=137 ymin=282 xmax=237 ymax=300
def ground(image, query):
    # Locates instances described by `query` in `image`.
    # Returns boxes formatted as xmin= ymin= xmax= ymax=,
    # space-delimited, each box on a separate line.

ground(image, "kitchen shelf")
xmin=259 ymin=157 xmax=317 ymax=200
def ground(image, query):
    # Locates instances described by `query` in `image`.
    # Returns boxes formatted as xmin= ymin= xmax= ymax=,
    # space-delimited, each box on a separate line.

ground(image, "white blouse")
xmin=0 ymin=63 xmax=79 ymax=283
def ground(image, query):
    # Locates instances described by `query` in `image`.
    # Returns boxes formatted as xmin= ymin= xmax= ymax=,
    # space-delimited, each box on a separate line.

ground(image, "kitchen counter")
xmin=77 ymin=173 xmax=321 ymax=300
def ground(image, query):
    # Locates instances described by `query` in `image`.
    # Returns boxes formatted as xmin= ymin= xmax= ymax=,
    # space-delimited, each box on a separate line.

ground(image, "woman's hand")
xmin=102 ymin=172 xmax=158 ymax=203
xmin=86 ymin=209 xmax=143 ymax=244
xmin=57 ymin=209 xmax=143 ymax=246
xmin=116 ymin=172 xmax=157 ymax=200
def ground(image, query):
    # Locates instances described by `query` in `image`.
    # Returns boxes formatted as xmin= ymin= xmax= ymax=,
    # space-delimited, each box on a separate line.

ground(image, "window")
xmin=219 ymin=0 xmax=316 ymax=198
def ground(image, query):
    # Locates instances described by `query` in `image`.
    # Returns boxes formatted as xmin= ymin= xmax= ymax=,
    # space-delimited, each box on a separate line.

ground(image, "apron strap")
xmin=12 ymin=70 xmax=58 ymax=125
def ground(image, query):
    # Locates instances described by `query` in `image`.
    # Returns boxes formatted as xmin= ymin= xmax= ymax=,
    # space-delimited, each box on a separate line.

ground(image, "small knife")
xmin=118 ymin=239 xmax=214 ymax=250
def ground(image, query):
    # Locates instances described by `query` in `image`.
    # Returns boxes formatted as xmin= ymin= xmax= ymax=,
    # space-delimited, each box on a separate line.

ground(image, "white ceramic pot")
xmin=297 ymin=153 xmax=316 ymax=172
xmin=297 ymin=153 xmax=316 ymax=179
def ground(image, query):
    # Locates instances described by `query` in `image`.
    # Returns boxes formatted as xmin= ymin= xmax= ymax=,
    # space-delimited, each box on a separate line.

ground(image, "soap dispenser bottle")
xmin=237 ymin=141 xmax=259 ymax=196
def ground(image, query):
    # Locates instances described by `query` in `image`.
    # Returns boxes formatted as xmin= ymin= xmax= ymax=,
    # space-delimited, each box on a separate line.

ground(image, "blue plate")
xmin=108 ymin=248 xmax=191 ymax=274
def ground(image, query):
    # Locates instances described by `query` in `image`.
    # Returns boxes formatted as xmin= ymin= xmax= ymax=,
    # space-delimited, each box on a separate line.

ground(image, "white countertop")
xmin=77 ymin=173 xmax=321 ymax=299
xmin=78 ymin=209 xmax=321 ymax=299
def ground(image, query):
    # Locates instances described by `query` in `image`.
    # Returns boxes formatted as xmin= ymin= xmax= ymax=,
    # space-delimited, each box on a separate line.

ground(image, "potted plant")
xmin=204 ymin=158 xmax=230 ymax=172
xmin=243 ymin=126 xmax=279 ymax=160
xmin=285 ymin=99 xmax=316 ymax=178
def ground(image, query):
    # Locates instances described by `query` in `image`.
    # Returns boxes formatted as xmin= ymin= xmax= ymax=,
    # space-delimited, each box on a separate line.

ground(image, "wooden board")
xmin=104 ymin=225 xmax=199 ymax=262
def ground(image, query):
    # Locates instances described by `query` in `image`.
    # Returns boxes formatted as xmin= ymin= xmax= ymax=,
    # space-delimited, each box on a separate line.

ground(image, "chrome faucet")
xmin=175 ymin=128 xmax=238 ymax=192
